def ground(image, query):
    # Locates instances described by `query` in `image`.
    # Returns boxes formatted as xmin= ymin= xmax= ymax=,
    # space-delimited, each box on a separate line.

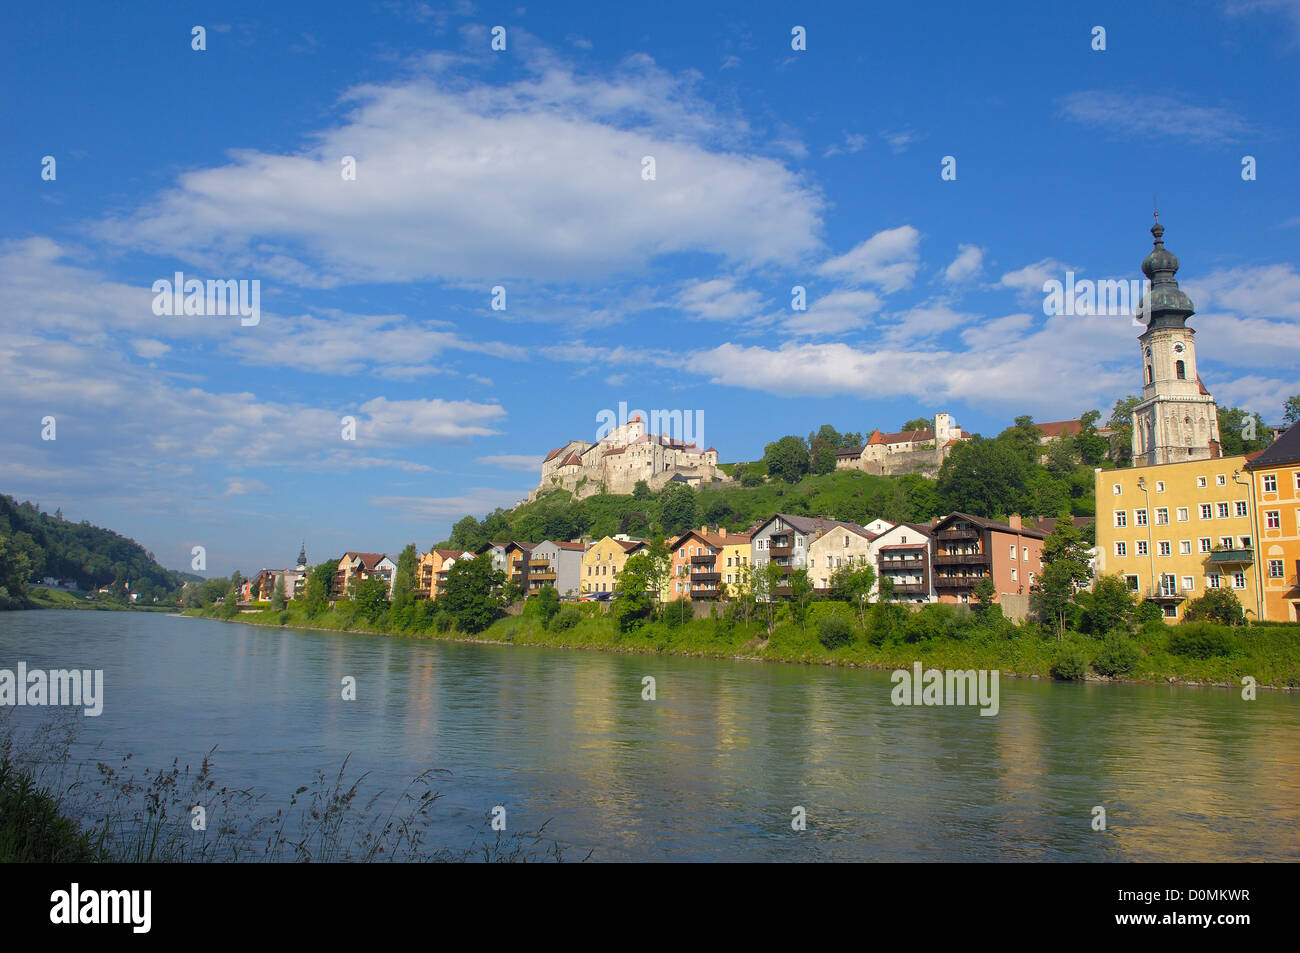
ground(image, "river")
xmin=1 ymin=610 xmax=1297 ymax=861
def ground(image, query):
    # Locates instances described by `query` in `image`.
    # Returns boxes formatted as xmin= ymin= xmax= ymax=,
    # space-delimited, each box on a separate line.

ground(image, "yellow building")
xmin=1245 ymin=424 xmax=1300 ymax=622
xmin=718 ymin=534 xmax=753 ymax=596
xmin=1094 ymin=455 xmax=1261 ymax=621
xmin=580 ymin=536 xmax=645 ymax=595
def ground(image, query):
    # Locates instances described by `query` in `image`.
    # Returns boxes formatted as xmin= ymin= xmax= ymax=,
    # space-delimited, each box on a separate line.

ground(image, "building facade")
xmin=1094 ymin=456 xmax=1259 ymax=620
xmin=834 ymin=413 xmax=971 ymax=477
xmin=581 ymin=536 xmax=645 ymax=595
xmin=930 ymin=513 xmax=1046 ymax=606
xmin=1244 ymin=424 xmax=1300 ymax=622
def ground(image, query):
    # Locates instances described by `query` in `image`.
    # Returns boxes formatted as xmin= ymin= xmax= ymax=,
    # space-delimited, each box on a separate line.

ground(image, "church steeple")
xmin=1137 ymin=213 xmax=1195 ymax=329
xmin=1130 ymin=215 xmax=1221 ymax=467
xmin=297 ymin=542 xmax=307 ymax=570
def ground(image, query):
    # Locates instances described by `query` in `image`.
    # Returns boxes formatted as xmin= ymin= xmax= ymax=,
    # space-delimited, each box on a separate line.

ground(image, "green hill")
xmin=0 ymin=495 xmax=187 ymax=608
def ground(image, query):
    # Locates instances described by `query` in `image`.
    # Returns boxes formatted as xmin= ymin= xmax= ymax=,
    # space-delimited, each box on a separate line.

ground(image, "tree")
xmin=1079 ymin=573 xmax=1134 ymax=635
xmin=972 ymin=578 xmax=997 ymax=620
xmin=301 ymin=561 xmax=335 ymax=616
xmin=763 ymin=435 xmax=810 ymax=483
xmin=613 ymin=553 xmax=657 ymax=632
xmin=1107 ymin=395 xmax=1141 ymax=467
xmin=1217 ymin=406 xmax=1271 ymax=456
xmin=449 ymin=515 xmax=486 ymax=552
xmin=787 ymin=568 xmax=815 ymax=634
xmin=999 ymin=415 xmax=1043 ymax=465
xmin=441 ymin=553 xmax=506 ymax=633
xmin=632 ymin=480 xmax=652 ymax=500
xmin=1284 ymin=395 xmax=1300 ymax=426
xmin=391 ymin=543 xmax=418 ymax=610
xmin=740 ymin=464 xmax=765 ymax=487
xmin=1032 ymin=510 xmax=1093 ymax=638
xmin=936 ymin=437 xmax=1031 ymax=517
xmin=749 ymin=560 xmax=787 ymax=639
xmin=657 ymin=483 xmax=697 ymax=536
xmin=527 ymin=584 xmax=561 ymax=625
xmin=1076 ymin=410 xmax=1108 ymax=465
xmin=1184 ymin=588 xmax=1246 ymax=626
xmin=270 ymin=574 xmax=287 ymax=611
xmin=810 ymin=442 xmax=837 ymax=475
xmin=901 ymin=417 xmax=931 ymax=431
xmin=828 ymin=563 xmax=876 ymax=629
xmin=353 ymin=576 xmax=390 ymax=621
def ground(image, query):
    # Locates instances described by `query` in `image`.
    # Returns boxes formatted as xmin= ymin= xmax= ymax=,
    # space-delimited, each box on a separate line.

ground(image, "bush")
xmin=548 ymin=606 xmax=581 ymax=632
xmin=1168 ymin=622 xmax=1237 ymax=659
xmin=661 ymin=600 xmax=691 ymax=628
xmin=1050 ymin=642 xmax=1090 ymax=680
xmin=817 ymin=614 xmax=854 ymax=649
xmin=1184 ymin=588 xmax=1246 ymax=626
xmin=1093 ymin=631 xmax=1140 ymax=677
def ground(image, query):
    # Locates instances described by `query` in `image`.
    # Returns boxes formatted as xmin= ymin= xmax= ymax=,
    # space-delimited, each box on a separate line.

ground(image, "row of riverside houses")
xmin=1093 ymin=218 xmax=1300 ymax=623
xmin=465 ymin=510 xmax=1073 ymax=622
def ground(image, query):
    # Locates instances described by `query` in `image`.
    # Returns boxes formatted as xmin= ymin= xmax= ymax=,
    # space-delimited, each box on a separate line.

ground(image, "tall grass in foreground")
xmin=0 ymin=713 xmax=581 ymax=862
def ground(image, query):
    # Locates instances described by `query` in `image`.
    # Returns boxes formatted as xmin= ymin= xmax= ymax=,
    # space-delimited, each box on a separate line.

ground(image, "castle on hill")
xmin=533 ymin=414 xmax=729 ymax=500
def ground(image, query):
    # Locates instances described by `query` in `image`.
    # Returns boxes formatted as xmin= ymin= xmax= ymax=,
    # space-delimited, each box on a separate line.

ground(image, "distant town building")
xmin=834 ymin=413 xmax=971 ymax=477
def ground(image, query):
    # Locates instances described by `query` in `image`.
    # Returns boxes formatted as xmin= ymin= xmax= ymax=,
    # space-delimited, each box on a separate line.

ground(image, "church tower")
xmin=1130 ymin=216 xmax=1221 ymax=467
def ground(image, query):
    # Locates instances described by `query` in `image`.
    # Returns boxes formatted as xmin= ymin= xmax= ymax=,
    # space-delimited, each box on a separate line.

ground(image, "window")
xmin=1216 ymin=502 xmax=1229 ymax=519
xmin=1221 ymin=537 xmax=1234 ymax=549
xmin=1112 ymin=483 xmax=1122 ymax=496
xmin=1182 ymin=576 xmax=1194 ymax=592
xmin=1010 ymin=544 xmax=1017 ymax=560
xmin=1011 ymin=568 xmax=1017 ymax=582
xmin=1267 ymin=511 xmax=1281 ymax=529
xmin=1177 ymin=507 xmax=1189 ymax=522
xmin=1216 ymin=474 xmax=1226 ymax=486
xmin=1114 ymin=510 xmax=1128 ymax=528
xmin=1197 ymin=476 xmax=1207 ymax=488
xmin=1156 ymin=507 xmax=1169 ymax=525
xmin=1179 ymin=540 xmax=1191 ymax=555
xmin=1175 ymin=360 xmax=1185 ymax=380
xmin=1240 ymin=537 xmax=1252 ymax=549
xmin=1207 ymin=573 xmax=1221 ymax=589
xmin=1199 ymin=538 xmax=1212 ymax=553
xmin=1136 ymin=509 xmax=1148 ymax=526
xmin=1156 ymin=481 xmax=1166 ymax=493
xmin=1232 ymin=572 xmax=1246 ymax=590
xmin=1023 ymin=546 xmax=1029 ymax=560
xmin=1158 ymin=541 xmax=1171 ymax=557
xmin=1263 ymin=474 xmax=1278 ymax=493
xmin=1200 ymin=503 xmax=1212 ymax=520
xmin=1115 ymin=542 xmax=1127 ymax=557
xmin=1269 ymin=560 xmax=1284 ymax=579
xmin=1124 ymin=575 xmax=1139 ymax=591
xmin=1235 ymin=501 xmax=1248 ymax=518
xmin=1136 ymin=540 xmax=1148 ymax=556
xmin=1028 ymin=572 xmax=1035 ymax=585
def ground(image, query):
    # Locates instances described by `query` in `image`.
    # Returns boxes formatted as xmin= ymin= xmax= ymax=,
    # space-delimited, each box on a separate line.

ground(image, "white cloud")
xmin=477 ymin=453 xmax=542 ymax=473
xmin=785 ymin=289 xmax=883 ymax=336
xmin=1059 ymin=90 xmax=1251 ymax=143
xmin=943 ymin=245 xmax=984 ymax=284
xmin=817 ymin=226 xmax=920 ymax=294
xmin=99 ymin=57 xmax=826 ymax=287
xmin=675 ymin=277 xmax=765 ymax=321
xmin=371 ymin=488 xmax=530 ymax=520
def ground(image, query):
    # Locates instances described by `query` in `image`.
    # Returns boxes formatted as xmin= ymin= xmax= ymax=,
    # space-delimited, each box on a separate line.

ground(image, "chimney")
xmin=718 ymin=527 xmax=727 ymax=539
xmin=1009 ymin=514 xmax=1022 ymax=531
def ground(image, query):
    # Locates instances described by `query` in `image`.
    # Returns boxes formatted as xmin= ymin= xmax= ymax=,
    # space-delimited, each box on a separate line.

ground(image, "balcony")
xmin=1208 ymin=549 xmax=1253 ymax=566
xmin=934 ymin=576 xmax=979 ymax=590
xmin=891 ymin=583 xmax=928 ymax=595
xmin=691 ymin=587 xmax=719 ymax=600
xmin=690 ymin=571 xmax=721 ymax=583
xmin=879 ymin=557 xmax=926 ymax=571
xmin=768 ymin=544 xmax=794 ymax=557
xmin=530 ymin=570 xmax=557 ymax=581
xmin=933 ymin=552 xmax=986 ymax=566
xmin=937 ymin=527 xmax=979 ymax=540
xmin=528 ymin=559 xmax=551 ymax=569
xmin=1146 ymin=587 xmax=1186 ymax=603
xmin=690 ymin=554 xmax=716 ymax=565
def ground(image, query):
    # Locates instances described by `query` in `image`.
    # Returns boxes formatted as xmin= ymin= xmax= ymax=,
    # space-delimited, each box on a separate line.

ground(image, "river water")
xmin=1 ymin=610 xmax=1297 ymax=861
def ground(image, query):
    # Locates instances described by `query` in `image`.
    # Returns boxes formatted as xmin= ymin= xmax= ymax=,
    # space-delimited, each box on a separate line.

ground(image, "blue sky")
xmin=2 ymin=0 xmax=1298 ymax=576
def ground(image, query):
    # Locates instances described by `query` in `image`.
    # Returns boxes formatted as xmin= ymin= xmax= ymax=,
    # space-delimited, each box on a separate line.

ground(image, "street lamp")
xmin=1233 ymin=468 xmax=1264 ymax=623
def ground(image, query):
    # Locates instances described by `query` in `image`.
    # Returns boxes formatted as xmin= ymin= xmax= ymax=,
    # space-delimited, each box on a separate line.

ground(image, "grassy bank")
xmin=190 ymin=599 xmax=1300 ymax=688
xmin=22 ymin=586 xmax=173 ymax=611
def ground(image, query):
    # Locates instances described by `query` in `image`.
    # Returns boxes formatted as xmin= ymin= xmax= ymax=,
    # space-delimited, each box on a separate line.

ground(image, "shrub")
xmin=817 ymin=614 xmax=854 ymax=649
xmin=432 ymin=610 xmax=455 ymax=633
xmin=1093 ymin=631 xmax=1140 ymax=677
xmin=1168 ymin=622 xmax=1236 ymax=659
xmin=661 ymin=600 xmax=691 ymax=628
xmin=548 ymin=606 xmax=580 ymax=632
xmin=1050 ymin=642 xmax=1090 ymax=680
xmin=1184 ymin=589 xmax=1246 ymax=626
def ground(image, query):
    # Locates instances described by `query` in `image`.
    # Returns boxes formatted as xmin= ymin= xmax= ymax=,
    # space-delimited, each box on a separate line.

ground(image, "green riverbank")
xmin=185 ymin=601 xmax=1300 ymax=689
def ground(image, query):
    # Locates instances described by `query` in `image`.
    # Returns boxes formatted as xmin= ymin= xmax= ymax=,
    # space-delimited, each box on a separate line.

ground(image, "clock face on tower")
xmin=1173 ymin=342 xmax=1185 ymax=354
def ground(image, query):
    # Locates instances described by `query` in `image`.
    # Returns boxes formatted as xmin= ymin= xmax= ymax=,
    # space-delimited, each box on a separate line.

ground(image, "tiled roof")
xmin=559 ymin=451 xmax=582 ymax=467
xmin=934 ymin=512 xmax=1049 ymax=539
xmin=549 ymin=541 xmax=589 ymax=552
xmin=1036 ymin=419 xmax=1082 ymax=438
xmin=835 ymin=445 xmax=864 ymax=457
xmin=1245 ymin=421 xmax=1300 ymax=469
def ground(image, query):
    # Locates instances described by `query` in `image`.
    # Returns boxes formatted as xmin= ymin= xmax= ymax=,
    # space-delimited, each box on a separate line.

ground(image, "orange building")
xmin=930 ymin=513 xmax=1047 ymax=605
xmin=668 ymin=526 xmax=750 ymax=601
xmin=1245 ymin=424 xmax=1300 ymax=622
